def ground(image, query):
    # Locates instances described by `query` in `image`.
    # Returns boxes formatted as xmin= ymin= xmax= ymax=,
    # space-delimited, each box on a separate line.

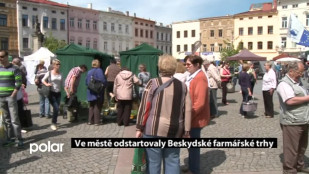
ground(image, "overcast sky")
xmin=53 ymin=0 xmax=272 ymax=25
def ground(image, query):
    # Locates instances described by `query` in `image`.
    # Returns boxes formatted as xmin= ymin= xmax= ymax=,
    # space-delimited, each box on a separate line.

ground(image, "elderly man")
xmin=0 ymin=50 xmax=23 ymax=148
xmin=277 ymin=61 xmax=309 ymax=174
xmin=203 ymin=60 xmax=221 ymax=118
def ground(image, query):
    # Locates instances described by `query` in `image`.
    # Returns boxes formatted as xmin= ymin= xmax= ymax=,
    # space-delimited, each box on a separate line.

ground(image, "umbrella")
xmin=275 ymin=57 xmax=301 ymax=62
xmin=227 ymin=49 xmax=266 ymax=61
xmin=272 ymin=53 xmax=291 ymax=61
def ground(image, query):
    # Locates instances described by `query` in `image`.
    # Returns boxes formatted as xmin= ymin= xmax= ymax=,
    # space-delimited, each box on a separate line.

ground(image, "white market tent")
xmin=24 ymin=47 xmax=55 ymax=84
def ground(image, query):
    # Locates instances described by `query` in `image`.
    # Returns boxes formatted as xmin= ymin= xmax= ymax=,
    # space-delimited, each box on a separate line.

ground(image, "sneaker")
xmin=50 ymin=124 xmax=57 ymax=131
xmin=2 ymin=139 xmax=15 ymax=147
xmin=21 ymin=129 xmax=28 ymax=133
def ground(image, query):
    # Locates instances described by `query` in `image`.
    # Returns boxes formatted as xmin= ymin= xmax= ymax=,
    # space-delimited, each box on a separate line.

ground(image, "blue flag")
xmin=288 ymin=14 xmax=309 ymax=47
xmin=299 ymin=29 xmax=309 ymax=47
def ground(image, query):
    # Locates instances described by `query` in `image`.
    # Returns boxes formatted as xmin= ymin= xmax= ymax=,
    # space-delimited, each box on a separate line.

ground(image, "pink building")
xmin=133 ymin=16 xmax=156 ymax=47
xmin=68 ymin=4 xmax=100 ymax=50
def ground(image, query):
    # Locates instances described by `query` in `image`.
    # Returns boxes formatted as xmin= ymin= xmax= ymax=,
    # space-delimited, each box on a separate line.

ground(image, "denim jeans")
xmin=0 ymin=95 xmax=22 ymax=141
xmin=189 ymin=128 xmax=202 ymax=174
xmin=240 ymin=88 xmax=249 ymax=116
xmin=49 ymin=92 xmax=61 ymax=124
xmin=39 ymin=93 xmax=50 ymax=116
xmin=143 ymin=134 xmax=180 ymax=174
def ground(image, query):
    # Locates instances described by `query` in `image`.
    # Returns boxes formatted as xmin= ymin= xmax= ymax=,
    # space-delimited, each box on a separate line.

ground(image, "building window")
xmin=52 ymin=18 xmax=57 ymax=30
xmin=218 ymin=44 xmax=223 ymax=52
xmin=191 ymin=44 xmax=195 ymax=52
xmin=258 ymin=16 xmax=262 ymax=19
xmin=249 ymin=17 xmax=253 ymax=19
xmin=145 ymin=24 xmax=148 ymax=26
xmin=78 ymin=39 xmax=82 ymax=45
xmin=150 ymin=31 xmax=153 ymax=39
xmin=258 ymin=41 xmax=263 ymax=49
xmin=86 ymin=20 xmax=90 ymax=30
xmin=32 ymin=15 xmax=36 ymax=28
xmin=0 ymin=37 xmax=8 ymax=50
xmin=267 ymin=41 xmax=273 ymax=49
xmin=111 ymin=23 xmax=115 ymax=32
xmin=306 ymin=14 xmax=309 ymax=26
xmin=166 ymin=34 xmax=168 ymax=41
xmin=239 ymin=42 xmax=243 ymax=49
xmin=43 ymin=16 xmax=48 ymax=28
xmin=23 ymin=38 xmax=28 ymax=49
xmin=93 ymin=39 xmax=97 ymax=50
xmin=218 ymin=29 xmax=223 ymax=37
xmin=60 ymin=19 xmax=65 ymax=30
xmin=240 ymin=18 xmax=243 ymax=20
xmin=248 ymin=27 xmax=253 ymax=35
xmin=157 ymin=32 xmax=159 ymax=40
xmin=140 ymin=22 xmax=143 ymax=26
xmin=248 ymin=42 xmax=253 ymax=50
xmin=140 ymin=29 xmax=143 ymax=37
xmin=69 ymin=18 xmax=74 ymax=28
xmin=78 ymin=19 xmax=82 ymax=29
xmin=118 ymin=24 xmax=122 ymax=32
xmin=135 ymin=22 xmax=138 ymax=25
xmin=145 ymin=30 xmax=148 ymax=38
xmin=210 ymin=44 xmax=214 ymax=52
xmin=135 ymin=28 xmax=138 ymax=37
xmin=104 ymin=41 xmax=107 ymax=51
xmin=281 ymin=37 xmax=286 ymax=48
xmin=52 ymin=10 xmax=56 ymax=14
xmin=282 ymin=17 xmax=288 ymax=28
xmin=292 ymin=4 xmax=298 ymax=8
xmin=0 ymin=3 xmax=5 ymax=7
xmin=307 ymin=2 xmax=309 ymax=6
xmin=258 ymin=26 xmax=263 ymax=35
xmin=184 ymin=44 xmax=188 ymax=51
xmin=125 ymin=25 xmax=129 ymax=33
xmin=192 ymin=30 xmax=195 ymax=37
xmin=184 ymin=30 xmax=188 ymax=38
xmin=86 ymin=39 xmax=90 ymax=48
xmin=0 ymin=14 xmax=7 ymax=26
xmin=22 ymin=6 xmax=27 ymax=10
xmin=177 ymin=31 xmax=180 ymax=38
xmin=93 ymin=21 xmax=97 ymax=30
xmin=268 ymin=26 xmax=273 ymax=34
xmin=239 ymin=28 xmax=243 ymax=36
xmin=69 ymin=37 xmax=74 ymax=44
xmin=33 ymin=8 xmax=37 ymax=11
xmin=282 ymin=5 xmax=287 ymax=9
xmin=112 ymin=42 xmax=115 ymax=51
xmin=61 ymin=12 xmax=65 ymax=15
xmin=103 ymin=22 xmax=107 ymax=31
xmin=177 ymin=45 xmax=180 ymax=52
xmin=210 ymin=30 xmax=214 ymax=37
xmin=161 ymin=33 xmax=163 ymax=40
xmin=268 ymin=15 xmax=272 ymax=18
xmin=203 ymin=44 xmax=207 ymax=52
xmin=22 ymin=14 xmax=28 ymax=27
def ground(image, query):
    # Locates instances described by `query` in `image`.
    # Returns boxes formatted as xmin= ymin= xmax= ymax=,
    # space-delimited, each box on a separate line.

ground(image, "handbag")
xmin=20 ymin=106 xmax=33 ymax=127
xmin=242 ymin=96 xmax=258 ymax=112
xmin=41 ymin=71 xmax=51 ymax=97
xmin=88 ymin=69 xmax=104 ymax=94
xmin=226 ymin=81 xmax=235 ymax=93
xmin=131 ymin=148 xmax=146 ymax=174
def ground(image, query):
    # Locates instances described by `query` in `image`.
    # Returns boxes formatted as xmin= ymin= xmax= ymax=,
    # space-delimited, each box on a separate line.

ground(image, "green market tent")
xmin=119 ymin=43 xmax=163 ymax=78
xmin=56 ymin=44 xmax=113 ymax=101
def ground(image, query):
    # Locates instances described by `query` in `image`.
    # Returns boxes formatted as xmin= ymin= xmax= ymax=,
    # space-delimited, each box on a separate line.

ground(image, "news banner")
xmin=71 ymin=138 xmax=277 ymax=148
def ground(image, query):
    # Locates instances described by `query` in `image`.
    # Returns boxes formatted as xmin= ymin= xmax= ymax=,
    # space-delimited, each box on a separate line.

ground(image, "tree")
xmin=43 ymin=33 xmax=67 ymax=53
xmin=220 ymin=40 xmax=242 ymax=62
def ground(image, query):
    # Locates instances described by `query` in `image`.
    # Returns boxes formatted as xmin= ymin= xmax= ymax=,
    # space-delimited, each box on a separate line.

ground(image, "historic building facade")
xmin=155 ymin=23 xmax=172 ymax=55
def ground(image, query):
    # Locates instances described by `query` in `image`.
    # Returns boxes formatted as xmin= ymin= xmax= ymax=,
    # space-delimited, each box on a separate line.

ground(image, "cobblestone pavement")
xmin=1 ymin=79 xmax=309 ymax=174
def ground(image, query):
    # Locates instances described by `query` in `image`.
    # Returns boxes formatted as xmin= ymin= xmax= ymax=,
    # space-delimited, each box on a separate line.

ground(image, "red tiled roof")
xmin=23 ymin=0 xmax=67 ymax=8
xmin=234 ymin=9 xmax=277 ymax=17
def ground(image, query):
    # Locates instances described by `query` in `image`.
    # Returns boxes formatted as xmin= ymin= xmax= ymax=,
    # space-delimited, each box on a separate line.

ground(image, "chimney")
xmin=134 ymin=13 xmax=136 ymax=17
xmin=108 ymin=7 xmax=111 ymax=12
xmin=126 ymin=11 xmax=129 ymax=16
xmin=87 ymin=3 xmax=92 ymax=9
xmin=273 ymin=0 xmax=277 ymax=10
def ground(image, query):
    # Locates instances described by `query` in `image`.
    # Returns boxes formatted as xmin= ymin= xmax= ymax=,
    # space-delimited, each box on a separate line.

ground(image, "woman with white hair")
xmin=262 ymin=61 xmax=277 ymax=118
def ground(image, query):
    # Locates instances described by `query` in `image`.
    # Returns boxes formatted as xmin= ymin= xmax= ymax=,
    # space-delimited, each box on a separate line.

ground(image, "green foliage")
xmin=220 ymin=41 xmax=243 ymax=67
xmin=43 ymin=33 xmax=67 ymax=53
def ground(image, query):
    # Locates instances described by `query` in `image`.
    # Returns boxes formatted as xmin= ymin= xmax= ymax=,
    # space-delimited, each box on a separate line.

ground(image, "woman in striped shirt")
xmin=136 ymin=54 xmax=192 ymax=174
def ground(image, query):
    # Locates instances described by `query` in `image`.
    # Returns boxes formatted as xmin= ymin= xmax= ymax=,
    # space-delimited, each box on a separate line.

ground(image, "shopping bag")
xmin=0 ymin=109 xmax=6 ymax=140
xmin=131 ymin=148 xmax=146 ymax=174
xmin=21 ymin=107 xmax=33 ymax=127
xmin=242 ymin=97 xmax=258 ymax=112
xmin=22 ymin=88 xmax=28 ymax=105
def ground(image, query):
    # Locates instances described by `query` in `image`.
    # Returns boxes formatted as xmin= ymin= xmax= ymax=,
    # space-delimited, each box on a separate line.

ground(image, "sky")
xmin=53 ymin=0 xmax=273 ymax=25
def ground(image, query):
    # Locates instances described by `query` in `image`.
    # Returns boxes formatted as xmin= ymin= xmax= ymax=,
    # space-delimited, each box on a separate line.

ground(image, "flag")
xmin=288 ymin=13 xmax=309 ymax=47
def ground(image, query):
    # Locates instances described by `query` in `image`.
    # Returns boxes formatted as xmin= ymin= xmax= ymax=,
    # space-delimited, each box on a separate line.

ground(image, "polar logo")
xmin=30 ymin=141 xmax=64 ymax=154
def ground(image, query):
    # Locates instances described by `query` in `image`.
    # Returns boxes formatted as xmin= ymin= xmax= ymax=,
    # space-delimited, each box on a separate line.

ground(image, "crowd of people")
xmin=1 ymin=48 xmax=309 ymax=173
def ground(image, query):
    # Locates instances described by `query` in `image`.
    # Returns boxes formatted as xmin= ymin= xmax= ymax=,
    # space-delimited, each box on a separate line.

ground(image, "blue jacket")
xmin=86 ymin=68 xmax=107 ymax=101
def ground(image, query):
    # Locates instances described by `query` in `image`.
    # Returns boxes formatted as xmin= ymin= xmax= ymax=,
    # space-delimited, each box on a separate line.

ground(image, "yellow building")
xmin=0 ymin=0 xmax=18 ymax=57
xmin=200 ymin=15 xmax=234 ymax=60
xmin=233 ymin=2 xmax=279 ymax=60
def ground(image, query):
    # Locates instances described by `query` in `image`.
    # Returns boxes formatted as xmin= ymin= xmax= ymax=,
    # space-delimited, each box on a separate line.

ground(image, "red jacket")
xmin=189 ymin=71 xmax=210 ymax=128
